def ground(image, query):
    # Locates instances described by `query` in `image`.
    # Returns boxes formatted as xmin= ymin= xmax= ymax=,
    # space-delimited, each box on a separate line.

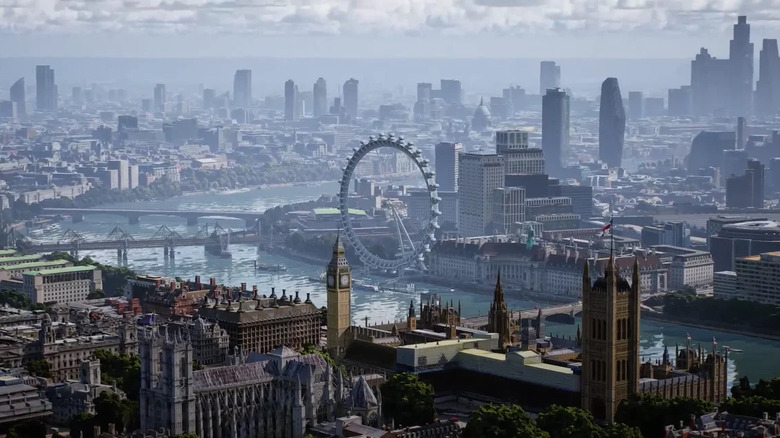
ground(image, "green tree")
xmin=193 ymin=360 xmax=204 ymax=371
xmin=68 ymin=412 xmax=96 ymax=438
xmin=87 ymin=289 xmax=106 ymax=300
xmin=464 ymin=404 xmax=549 ymax=438
xmin=24 ymin=359 xmax=51 ymax=378
xmin=536 ymin=405 xmax=602 ymax=438
xmin=603 ymin=423 xmax=643 ymax=438
xmin=7 ymin=420 xmax=46 ymax=438
xmin=92 ymin=349 xmax=141 ymax=401
xmin=615 ymin=394 xmax=713 ymax=438
xmin=94 ymin=391 xmax=138 ymax=432
xmin=380 ymin=372 xmax=436 ymax=427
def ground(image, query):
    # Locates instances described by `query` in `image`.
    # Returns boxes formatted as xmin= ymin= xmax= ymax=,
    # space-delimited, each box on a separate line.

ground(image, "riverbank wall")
xmin=641 ymin=311 xmax=780 ymax=342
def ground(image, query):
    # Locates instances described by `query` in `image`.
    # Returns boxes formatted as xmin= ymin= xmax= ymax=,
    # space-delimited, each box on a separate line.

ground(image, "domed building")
xmin=472 ymin=98 xmax=492 ymax=132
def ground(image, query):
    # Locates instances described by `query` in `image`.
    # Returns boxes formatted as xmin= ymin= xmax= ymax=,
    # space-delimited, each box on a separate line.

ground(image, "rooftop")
xmin=0 ymin=260 xmax=70 ymax=271
xmin=23 ymin=265 xmax=96 ymax=276
xmin=313 ymin=207 xmax=367 ymax=217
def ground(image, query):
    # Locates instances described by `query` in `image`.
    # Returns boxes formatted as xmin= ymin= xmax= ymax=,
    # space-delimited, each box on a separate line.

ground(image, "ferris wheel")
xmin=338 ymin=134 xmax=441 ymax=271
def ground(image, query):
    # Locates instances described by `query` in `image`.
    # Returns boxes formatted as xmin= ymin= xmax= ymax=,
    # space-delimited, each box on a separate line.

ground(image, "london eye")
xmin=338 ymin=134 xmax=440 ymax=271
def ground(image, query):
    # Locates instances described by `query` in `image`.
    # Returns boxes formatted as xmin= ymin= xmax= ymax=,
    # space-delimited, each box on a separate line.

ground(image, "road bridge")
xmin=41 ymin=207 xmax=263 ymax=227
xmin=460 ymin=302 xmax=583 ymax=329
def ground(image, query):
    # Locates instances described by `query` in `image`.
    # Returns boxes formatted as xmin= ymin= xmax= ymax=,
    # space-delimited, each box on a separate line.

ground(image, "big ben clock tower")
xmin=327 ymin=234 xmax=351 ymax=356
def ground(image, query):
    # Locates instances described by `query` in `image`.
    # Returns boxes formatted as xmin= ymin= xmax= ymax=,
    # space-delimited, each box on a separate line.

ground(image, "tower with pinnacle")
xmin=327 ymin=235 xmax=351 ymax=357
xmin=580 ymin=257 xmax=641 ymax=423
xmin=487 ymin=271 xmax=512 ymax=351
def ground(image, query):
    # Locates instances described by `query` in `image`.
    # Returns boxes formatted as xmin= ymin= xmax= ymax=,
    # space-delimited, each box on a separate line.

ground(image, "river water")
xmin=25 ymin=182 xmax=780 ymax=388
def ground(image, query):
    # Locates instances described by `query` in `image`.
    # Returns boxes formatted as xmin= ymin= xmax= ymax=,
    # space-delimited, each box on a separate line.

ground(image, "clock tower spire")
xmin=327 ymin=233 xmax=351 ymax=356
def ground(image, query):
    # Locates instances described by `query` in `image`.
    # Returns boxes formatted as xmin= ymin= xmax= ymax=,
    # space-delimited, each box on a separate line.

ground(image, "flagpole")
xmin=610 ymin=215 xmax=614 ymax=260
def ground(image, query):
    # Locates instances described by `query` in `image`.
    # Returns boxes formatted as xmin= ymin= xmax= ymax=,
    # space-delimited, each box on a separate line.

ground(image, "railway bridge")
xmin=41 ymin=207 xmax=262 ymax=227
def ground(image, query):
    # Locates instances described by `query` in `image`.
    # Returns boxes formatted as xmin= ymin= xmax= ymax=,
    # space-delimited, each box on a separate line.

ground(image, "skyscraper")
xmin=233 ymin=70 xmax=252 ymax=109
xmin=756 ymin=39 xmax=780 ymax=118
xmin=154 ymin=84 xmax=166 ymax=113
xmin=628 ymin=91 xmax=644 ymax=120
xmin=730 ymin=16 xmax=754 ymax=116
xmin=496 ymin=129 xmax=545 ymax=175
xmin=435 ymin=142 xmax=463 ymax=192
xmin=10 ymin=78 xmax=25 ymax=119
xmin=343 ymin=78 xmax=359 ymax=121
xmin=35 ymin=65 xmax=57 ymax=112
xmin=598 ymin=78 xmax=626 ymax=169
xmin=284 ymin=79 xmax=297 ymax=122
xmin=542 ymin=88 xmax=570 ymax=175
xmin=458 ymin=152 xmax=505 ymax=237
xmin=668 ymin=86 xmax=692 ymax=116
xmin=748 ymin=159 xmax=765 ymax=208
xmin=313 ymin=77 xmax=328 ymax=117
xmin=202 ymin=88 xmax=216 ymax=110
xmin=440 ymin=79 xmax=462 ymax=105
xmin=540 ymin=61 xmax=561 ymax=95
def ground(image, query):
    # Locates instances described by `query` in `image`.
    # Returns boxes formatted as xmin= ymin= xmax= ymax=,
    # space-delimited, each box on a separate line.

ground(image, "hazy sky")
xmin=1 ymin=0 xmax=780 ymax=58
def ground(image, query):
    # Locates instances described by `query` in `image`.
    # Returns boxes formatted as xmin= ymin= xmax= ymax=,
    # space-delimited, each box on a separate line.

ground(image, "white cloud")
xmin=0 ymin=0 xmax=777 ymax=35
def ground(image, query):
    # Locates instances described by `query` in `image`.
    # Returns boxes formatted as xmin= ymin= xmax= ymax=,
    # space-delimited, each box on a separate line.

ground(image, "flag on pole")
xmin=686 ymin=333 xmax=691 ymax=341
xmin=713 ymin=337 xmax=717 ymax=346
xmin=601 ymin=217 xmax=614 ymax=236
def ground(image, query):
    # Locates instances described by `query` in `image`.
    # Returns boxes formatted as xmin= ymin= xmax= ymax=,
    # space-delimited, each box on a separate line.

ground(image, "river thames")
xmin=25 ymin=182 xmax=780 ymax=388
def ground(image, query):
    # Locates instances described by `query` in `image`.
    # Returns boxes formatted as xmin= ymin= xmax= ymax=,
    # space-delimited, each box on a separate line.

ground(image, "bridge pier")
xmin=187 ymin=216 xmax=199 ymax=226
xmin=128 ymin=215 xmax=141 ymax=225
xmin=117 ymin=248 xmax=128 ymax=264
xmin=164 ymin=245 xmax=175 ymax=260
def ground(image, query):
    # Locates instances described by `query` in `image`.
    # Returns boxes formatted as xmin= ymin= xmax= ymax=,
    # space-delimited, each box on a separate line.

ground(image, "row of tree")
xmin=178 ymin=163 xmax=342 ymax=193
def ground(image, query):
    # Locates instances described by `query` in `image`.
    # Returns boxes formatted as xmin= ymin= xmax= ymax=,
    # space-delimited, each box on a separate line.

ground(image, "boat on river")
xmin=257 ymin=263 xmax=288 ymax=272
xmin=353 ymin=280 xmax=380 ymax=293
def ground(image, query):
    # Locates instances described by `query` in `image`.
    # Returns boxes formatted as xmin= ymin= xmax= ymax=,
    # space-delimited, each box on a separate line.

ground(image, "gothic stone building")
xmin=139 ymin=326 xmax=379 ymax=438
xmin=198 ymin=287 xmax=321 ymax=355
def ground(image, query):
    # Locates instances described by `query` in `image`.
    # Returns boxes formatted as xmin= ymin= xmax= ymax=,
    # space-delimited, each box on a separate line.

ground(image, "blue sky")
xmin=1 ymin=0 xmax=779 ymax=57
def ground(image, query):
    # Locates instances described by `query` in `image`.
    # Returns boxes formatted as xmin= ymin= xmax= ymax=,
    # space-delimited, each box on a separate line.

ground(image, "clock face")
xmin=327 ymin=275 xmax=335 ymax=287
xmin=340 ymin=274 xmax=350 ymax=287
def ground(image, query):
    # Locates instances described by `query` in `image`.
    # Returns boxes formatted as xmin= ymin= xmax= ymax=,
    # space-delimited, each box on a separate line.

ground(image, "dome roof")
xmin=350 ymin=376 xmax=378 ymax=408
xmin=473 ymin=98 xmax=491 ymax=119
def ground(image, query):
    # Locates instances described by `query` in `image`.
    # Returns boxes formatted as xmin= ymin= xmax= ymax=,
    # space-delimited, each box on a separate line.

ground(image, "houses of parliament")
xmin=326 ymin=238 xmax=729 ymax=423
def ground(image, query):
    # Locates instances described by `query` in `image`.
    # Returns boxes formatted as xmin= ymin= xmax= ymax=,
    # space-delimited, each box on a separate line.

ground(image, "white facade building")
xmin=458 ymin=153 xmax=505 ymax=237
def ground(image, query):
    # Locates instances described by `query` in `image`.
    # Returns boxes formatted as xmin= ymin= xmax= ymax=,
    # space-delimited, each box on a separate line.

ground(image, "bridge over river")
xmin=41 ymin=207 xmax=262 ymax=227
xmin=461 ymin=302 xmax=583 ymax=329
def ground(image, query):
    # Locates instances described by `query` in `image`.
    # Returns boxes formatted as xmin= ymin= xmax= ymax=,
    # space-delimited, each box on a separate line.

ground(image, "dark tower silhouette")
xmin=581 ymin=258 xmax=641 ymax=423
xmin=343 ymin=78 xmax=359 ymax=121
xmin=284 ymin=79 xmax=297 ymax=122
xmin=756 ymin=39 xmax=780 ymax=117
xmin=730 ymin=16 xmax=754 ymax=117
xmin=232 ymin=69 xmax=252 ymax=109
xmin=313 ymin=77 xmax=328 ymax=117
xmin=10 ymin=78 xmax=25 ymax=120
xmin=542 ymin=88 xmax=570 ymax=175
xmin=487 ymin=271 xmax=512 ymax=351
xmin=598 ymin=78 xmax=626 ymax=169
xmin=35 ymin=65 xmax=57 ymax=112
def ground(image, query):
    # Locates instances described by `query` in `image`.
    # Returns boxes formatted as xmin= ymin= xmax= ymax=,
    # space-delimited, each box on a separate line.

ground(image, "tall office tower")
xmin=668 ymin=86 xmax=692 ymax=116
xmin=598 ymin=78 xmax=626 ymax=169
xmin=729 ymin=16 xmax=754 ymax=117
xmin=35 ymin=65 xmax=57 ymax=112
xmin=343 ymin=78 xmax=359 ymax=120
xmin=628 ymin=91 xmax=643 ymax=120
xmin=417 ymin=82 xmax=432 ymax=101
xmin=202 ymin=88 xmax=216 ymax=110
xmin=72 ymin=87 xmax=82 ymax=106
xmin=435 ymin=142 xmax=464 ymax=192
xmin=542 ymin=88 xmax=570 ymax=175
xmin=540 ymin=61 xmax=561 ymax=95
xmin=313 ymin=77 xmax=328 ymax=117
xmin=440 ymin=79 xmax=462 ymax=105
xmin=154 ymin=84 xmax=166 ymax=112
xmin=10 ymin=78 xmax=25 ymax=119
xmin=756 ymin=39 xmax=780 ymax=118
xmin=581 ymin=259 xmax=641 ymax=423
xmin=492 ymin=187 xmax=526 ymax=236
xmin=284 ymin=79 xmax=297 ymax=121
xmin=748 ymin=159 xmax=765 ymax=208
xmin=503 ymin=86 xmax=525 ymax=114
xmin=458 ymin=153 xmax=505 ymax=237
xmin=691 ymin=48 xmax=731 ymax=116
xmin=233 ymin=70 xmax=252 ymax=109
xmin=496 ymin=129 xmax=545 ymax=175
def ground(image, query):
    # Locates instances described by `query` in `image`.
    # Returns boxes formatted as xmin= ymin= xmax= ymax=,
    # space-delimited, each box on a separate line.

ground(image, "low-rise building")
xmin=0 ymin=374 xmax=52 ymax=425
xmin=718 ymin=251 xmax=780 ymax=305
xmin=652 ymin=245 xmax=714 ymax=291
xmin=0 ymin=259 xmax=72 ymax=281
xmin=713 ymin=271 xmax=738 ymax=300
xmin=45 ymin=359 xmax=125 ymax=424
xmin=23 ymin=265 xmax=103 ymax=304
